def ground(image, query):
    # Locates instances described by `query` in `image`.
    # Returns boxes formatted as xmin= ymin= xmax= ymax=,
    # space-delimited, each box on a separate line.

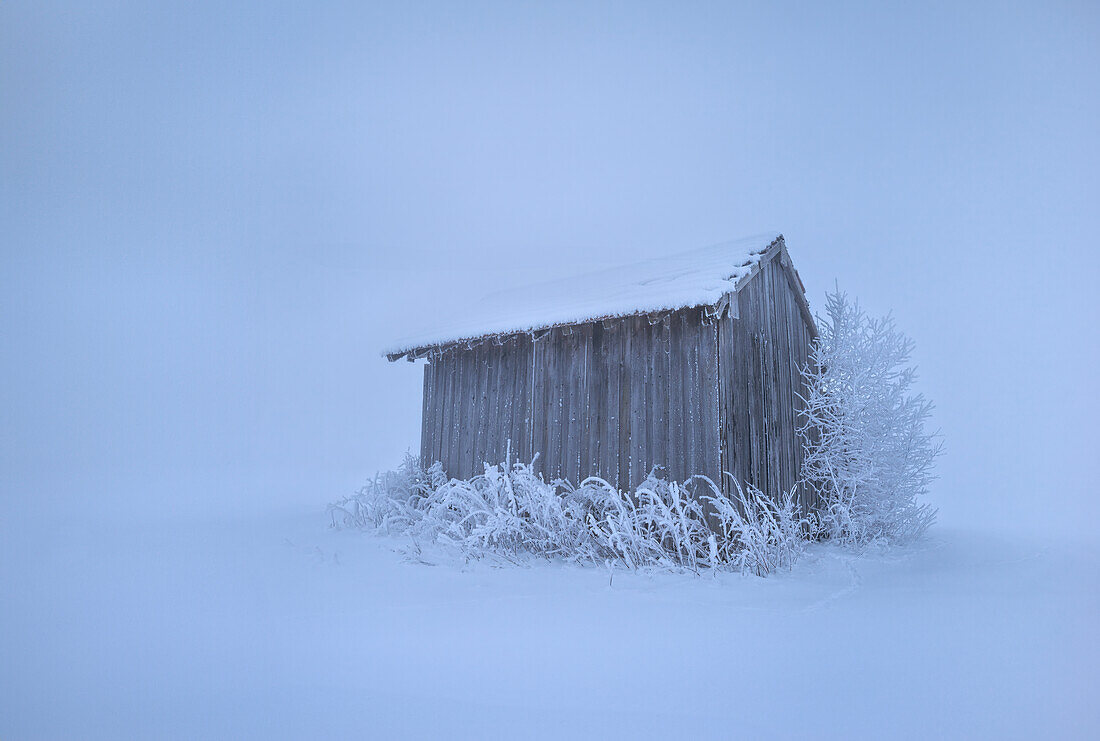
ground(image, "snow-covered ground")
xmin=2 ymin=507 xmax=1097 ymax=739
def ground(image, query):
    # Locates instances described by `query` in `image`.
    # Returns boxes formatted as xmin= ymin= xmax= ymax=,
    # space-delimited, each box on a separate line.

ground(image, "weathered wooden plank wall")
xmin=419 ymin=307 xmax=720 ymax=491
xmin=718 ymin=253 xmax=819 ymax=514
xmin=418 ymin=250 xmax=817 ymax=515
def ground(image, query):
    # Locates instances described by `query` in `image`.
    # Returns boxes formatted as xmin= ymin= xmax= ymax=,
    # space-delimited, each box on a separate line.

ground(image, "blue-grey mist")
xmin=3 ymin=0 xmax=1098 ymax=536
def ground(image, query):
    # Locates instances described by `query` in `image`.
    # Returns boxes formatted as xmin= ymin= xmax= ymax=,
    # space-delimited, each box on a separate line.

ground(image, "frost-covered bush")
xmin=799 ymin=289 xmax=942 ymax=547
xmin=330 ymin=456 xmax=806 ymax=577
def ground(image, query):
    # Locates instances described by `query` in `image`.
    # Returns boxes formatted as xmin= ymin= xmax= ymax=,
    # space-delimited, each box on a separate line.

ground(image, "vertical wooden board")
xmin=559 ymin=329 xmax=578 ymax=485
xmin=420 ymin=361 xmax=432 ymax=465
xmin=490 ymin=339 xmax=508 ymax=466
xmin=435 ymin=356 xmax=446 ymax=473
xmin=720 ymin=303 xmax=742 ymax=491
xmin=674 ymin=313 xmax=689 ymax=480
xmin=756 ymin=266 xmax=773 ymax=498
xmin=694 ymin=315 xmax=711 ymax=480
xmin=642 ymin=320 xmax=655 ymax=479
xmin=507 ymin=335 xmax=526 ymax=464
xmin=485 ymin=343 xmax=501 ymax=467
xmin=431 ymin=357 xmax=446 ymax=465
xmin=455 ymin=349 xmax=472 ymax=480
xmin=763 ymin=267 xmax=780 ymax=498
xmin=767 ymin=265 xmax=790 ymax=497
xmin=698 ymin=319 xmax=721 ymax=486
xmin=437 ymin=352 xmax=452 ymax=477
xmin=505 ymin=338 xmax=520 ymax=466
xmin=778 ymin=266 xmax=796 ymax=496
xmin=593 ymin=323 xmax=610 ymax=482
xmin=628 ymin=316 xmax=648 ymax=490
xmin=652 ymin=316 xmax=670 ymax=481
xmin=545 ymin=332 xmax=558 ymax=481
xmin=779 ymin=265 xmax=799 ymax=497
xmin=768 ymin=267 xmax=785 ymax=496
xmin=585 ymin=324 xmax=603 ymax=484
xmin=446 ymin=349 xmax=462 ymax=479
xmin=465 ymin=348 xmax=481 ymax=478
xmin=530 ymin=335 xmax=548 ymax=478
xmin=765 ymin=265 xmax=784 ymax=498
xmin=742 ymin=278 xmax=763 ymax=494
xmin=429 ymin=360 xmax=441 ymax=465
xmin=699 ymin=317 xmax=724 ymax=525
xmin=667 ymin=310 xmax=686 ymax=483
xmin=571 ymin=327 xmax=588 ymax=485
xmin=677 ymin=310 xmax=694 ymax=482
xmin=524 ymin=335 xmax=537 ymax=464
xmin=579 ymin=325 xmax=592 ymax=481
xmin=555 ymin=332 xmax=569 ymax=484
xmin=460 ymin=348 xmax=475 ymax=480
xmin=603 ymin=320 xmax=623 ymax=487
xmin=731 ymin=292 xmax=752 ymax=492
xmin=451 ymin=349 xmax=465 ymax=480
xmin=506 ymin=336 xmax=523 ymax=464
xmin=618 ymin=318 xmax=633 ymax=490
xmin=545 ymin=332 xmax=563 ymax=482
xmin=419 ymin=362 xmax=433 ymax=466
xmin=716 ymin=311 xmax=733 ymax=486
xmin=541 ymin=334 xmax=558 ymax=479
xmin=514 ymin=334 xmax=532 ymax=461
xmin=460 ymin=348 xmax=476 ymax=479
xmin=466 ymin=347 xmax=481 ymax=473
xmin=559 ymin=330 xmax=573 ymax=483
xmin=555 ymin=330 xmax=570 ymax=483
xmin=686 ymin=312 xmax=704 ymax=479
xmin=504 ymin=338 xmax=520 ymax=465
xmin=471 ymin=345 xmax=488 ymax=471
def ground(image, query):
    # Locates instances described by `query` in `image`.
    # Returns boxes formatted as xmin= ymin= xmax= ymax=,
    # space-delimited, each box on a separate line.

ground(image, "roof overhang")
xmin=385 ymin=235 xmax=816 ymax=362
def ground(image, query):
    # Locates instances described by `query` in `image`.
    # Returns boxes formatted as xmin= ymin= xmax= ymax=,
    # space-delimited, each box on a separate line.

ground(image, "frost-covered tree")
xmin=799 ymin=289 xmax=941 ymax=546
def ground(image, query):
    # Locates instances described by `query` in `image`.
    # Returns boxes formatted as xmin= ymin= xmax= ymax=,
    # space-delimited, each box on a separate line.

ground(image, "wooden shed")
xmin=386 ymin=233 xmax=820 ymax=513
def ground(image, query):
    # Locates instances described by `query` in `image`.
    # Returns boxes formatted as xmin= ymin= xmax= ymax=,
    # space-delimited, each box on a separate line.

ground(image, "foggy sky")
xmin=3 ymin=1 xmax=1098 ymax=535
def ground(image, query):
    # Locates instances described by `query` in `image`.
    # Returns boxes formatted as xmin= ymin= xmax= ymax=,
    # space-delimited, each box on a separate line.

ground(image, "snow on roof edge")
xmin=384 ymin=232 xmax=785 ymax=358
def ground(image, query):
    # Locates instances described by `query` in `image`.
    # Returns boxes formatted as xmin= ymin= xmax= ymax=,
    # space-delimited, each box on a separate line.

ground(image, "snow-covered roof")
xmin=386 ymin=232 xmax=784 ymax=357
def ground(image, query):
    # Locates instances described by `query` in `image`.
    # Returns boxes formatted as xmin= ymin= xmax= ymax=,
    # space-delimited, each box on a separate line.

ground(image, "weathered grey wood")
xmin=617 ymin=318 xmax=631 ymax=487
xmin=716 ymin=308 xmax=733 ymax=486
xmin=525 ymin=335 xmax=536 ymax=463
xmin=682 ymin=314 xmax=698 ymax=479
xmin=730 ymin=291 xmax=752 ymax=490
xmin=487 ymin=339 xmax=504 ymax=467
xmin=455 ymin=348 xmax=472 ymax=480
xmin=742 ymin=277 xmax=765 ymax=495
xmin=502 ymin=336 xmax=519 ymax=463
xmin=542 ymin=332 xmax=559 ymax=480
xmin=442 ymin=349 xmax=459 ymax=478
xmin=420 ymin=361 xmax=433 ymax=466
xmin=438 ymin=351 xmax=454 ymax=475
xmin=585 ymin=324 xmax=602 ymax=483
xmin=604 ymin=319 xmax=622 ymax=485
xmin=698 ymin=318 xmax=721 ymax=486
xmin=472 ymin=345 xmax=489 ymax=471
xmin=465 ymin=346 xmax=479 ymax=473
xmin=652 ymin=316 xmax=670 ymax=481
xmin=667 ymin=311 xmax=685 ymax=483
xmin=531 ymin=334 xmax=548 ymax=478
xmin=770 ymin=260 xmax=793 ymax=497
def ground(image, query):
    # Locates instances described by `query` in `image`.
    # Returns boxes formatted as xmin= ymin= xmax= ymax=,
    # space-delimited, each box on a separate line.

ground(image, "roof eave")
xmin=385 ymin=234 xmax=816 ymax=362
